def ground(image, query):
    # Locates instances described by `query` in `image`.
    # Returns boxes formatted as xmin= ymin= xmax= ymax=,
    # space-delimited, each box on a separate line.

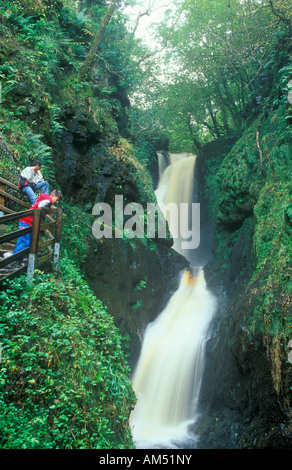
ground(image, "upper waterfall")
xmin=155 ymin=153 xmax=197 ymax=259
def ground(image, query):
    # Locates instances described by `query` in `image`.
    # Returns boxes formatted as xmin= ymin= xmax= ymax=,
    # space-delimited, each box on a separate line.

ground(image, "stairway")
xmin=0 ymin=175 xmax=63 ymax=283
xmin=0 ymin=242 xmax=28 ymax=281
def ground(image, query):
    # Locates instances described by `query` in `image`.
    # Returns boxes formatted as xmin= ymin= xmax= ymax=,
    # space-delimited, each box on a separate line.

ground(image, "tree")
xmin=267 ymin=0 xmax=292 ymax=27
xmin=80 ymin=0 xmax=117 ymax=80
xmin=130 ymin=0 xmax=291 ymax=150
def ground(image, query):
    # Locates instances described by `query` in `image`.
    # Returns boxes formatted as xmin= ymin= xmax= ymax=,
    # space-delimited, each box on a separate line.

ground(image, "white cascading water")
xmin=155 ymin=153 xmax=197 ymax=256
xmin=130 ymin=152 xmax=217 ymax=449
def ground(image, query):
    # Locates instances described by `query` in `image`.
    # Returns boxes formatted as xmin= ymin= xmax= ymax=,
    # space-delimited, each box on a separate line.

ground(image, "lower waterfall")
xmin=130 ymin=152 xmax=217 ymax=449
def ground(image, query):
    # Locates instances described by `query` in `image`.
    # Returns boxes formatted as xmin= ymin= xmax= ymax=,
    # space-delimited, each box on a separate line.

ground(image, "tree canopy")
xmin=127 ymin=0 xmax=291 ymax=151
xmin=0 ymin=0 xmax=291 ymax=155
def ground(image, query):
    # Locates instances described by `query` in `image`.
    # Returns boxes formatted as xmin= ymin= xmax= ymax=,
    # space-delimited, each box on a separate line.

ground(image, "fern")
xmin=76 ymin=9 xmax=91 ymax=25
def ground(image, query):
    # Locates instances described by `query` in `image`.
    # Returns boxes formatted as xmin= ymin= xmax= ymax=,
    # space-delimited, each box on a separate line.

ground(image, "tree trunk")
xmin=80 ymin=0 xmax=117 ymax=81
xmin=218 ymin=81 xmax=242 ymax=128
xmin=206 ymin=99 xmax=222 ymax=138
xmin=221 ymin=101 xmax=231 ymax=135
xmin=186 ymin=115 xmax=203 ymax=154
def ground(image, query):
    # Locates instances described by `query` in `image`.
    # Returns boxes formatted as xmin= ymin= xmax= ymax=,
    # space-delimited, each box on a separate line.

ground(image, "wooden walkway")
xmin=0 ymin=176 xmax=62 ymax=283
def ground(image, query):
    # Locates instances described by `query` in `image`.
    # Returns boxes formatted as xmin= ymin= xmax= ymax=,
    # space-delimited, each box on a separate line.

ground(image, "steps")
xmin=0 ymin=241 xmax=51 ymax=282
xmin=0 ymin=179 xmax=62 ymax=283
xmin=0 ymin=242 xmax=27 ymax=281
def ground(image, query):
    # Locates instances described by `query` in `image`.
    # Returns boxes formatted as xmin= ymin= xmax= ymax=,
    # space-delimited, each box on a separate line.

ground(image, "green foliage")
xmin=135 ymin=277 xmax=148 ymax=291
xmin=285 ymin=203 xmax=292 ymax=227
xmin=129 ymin=0 xmax=291 ymax=151
xmin=0 ymin=0 xmax=140 ymax=173
xmin=127 ymin=106 xmax=164 ymax=165
xmin=208 ymin=94 xmax=292 ymax=391
xmin=60 ymin=202 xmax=93 ymax=266
xmin=0 ymin=107 xmax=55 ymax=184
xmin=0 ymin=260 xmax=136 ymax=449
xmin=109 ymin=137 xmax=156 ymax=204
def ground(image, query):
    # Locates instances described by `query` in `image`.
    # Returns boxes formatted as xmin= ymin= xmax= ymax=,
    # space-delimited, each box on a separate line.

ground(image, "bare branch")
xmin=133 ymin=4 xmax=182 ymax=68
xmin=131 ymin=0 xmax=175 ymax=37
xmin=132 ymin=10 xmax=151 ymax=37
xmin=268 ymin=0 xmax=292 ymax=27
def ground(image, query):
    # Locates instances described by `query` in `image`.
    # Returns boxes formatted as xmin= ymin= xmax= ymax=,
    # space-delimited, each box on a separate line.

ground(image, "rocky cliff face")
xmin=193 ymin=96 xmax=292 ymax=448
xmin=53 ymin=117 xmax=189 ymax=367
xmin=85 ymin=234 xmax=188 ymax=370
xmin=0 ymin=12 xmax=188 ymax=372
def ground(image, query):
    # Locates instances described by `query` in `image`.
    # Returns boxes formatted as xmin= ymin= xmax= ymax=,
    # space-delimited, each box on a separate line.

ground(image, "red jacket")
xmin=20 ymin=194 xmax=53 ymax=226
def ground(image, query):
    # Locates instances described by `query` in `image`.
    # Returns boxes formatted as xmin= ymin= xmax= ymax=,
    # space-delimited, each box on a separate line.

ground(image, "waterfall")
xmin=130 ymin=152 xmax=217 ymax=449
xmin=155 ymin=153 xmax=197 ymax=256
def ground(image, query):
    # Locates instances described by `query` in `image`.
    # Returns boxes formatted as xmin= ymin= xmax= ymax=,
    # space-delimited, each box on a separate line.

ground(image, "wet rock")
xmin=85 ymin=236 xmax=188 ymax=370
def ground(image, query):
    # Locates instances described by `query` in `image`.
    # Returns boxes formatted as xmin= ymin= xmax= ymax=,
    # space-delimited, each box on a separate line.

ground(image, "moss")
xmin=109 ymin=137 xmax=155 ymax=206
xmin=207 ymin=88 xmax=292 ymax=405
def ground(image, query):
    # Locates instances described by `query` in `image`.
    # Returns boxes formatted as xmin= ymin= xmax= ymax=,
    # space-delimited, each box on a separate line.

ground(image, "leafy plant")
xmin=0 ymin=260 xmax=136 ymax=449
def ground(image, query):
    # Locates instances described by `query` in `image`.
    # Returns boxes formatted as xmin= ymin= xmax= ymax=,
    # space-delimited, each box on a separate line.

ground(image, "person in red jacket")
xmin=3 ymin=189 xmax=63 ymax=264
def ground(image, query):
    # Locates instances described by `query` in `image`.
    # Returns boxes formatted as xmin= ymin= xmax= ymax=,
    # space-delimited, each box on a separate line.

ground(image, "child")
xmin=19 ymin=160 xmax=50 ymax=204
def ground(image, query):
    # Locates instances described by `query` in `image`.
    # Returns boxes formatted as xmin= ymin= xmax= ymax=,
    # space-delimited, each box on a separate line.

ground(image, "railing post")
xmin=53 ymin=208 xmax=62 ymax=272
xmin=0 ymin=182 xmax=5 ymax=208
xmin=27 ymin=209 xmax=42 ymax=282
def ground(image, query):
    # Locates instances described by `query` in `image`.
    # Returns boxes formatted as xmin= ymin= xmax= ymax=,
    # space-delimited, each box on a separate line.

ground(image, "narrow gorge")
xmin=0 ymin=0 xmax=291 ymax=451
